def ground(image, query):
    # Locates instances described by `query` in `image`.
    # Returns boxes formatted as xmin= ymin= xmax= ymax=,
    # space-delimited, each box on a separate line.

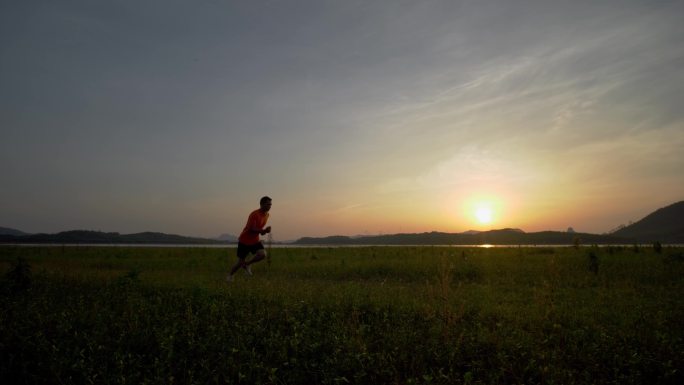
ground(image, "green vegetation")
xmin=1 ymin=245 xmax=683 ymax=384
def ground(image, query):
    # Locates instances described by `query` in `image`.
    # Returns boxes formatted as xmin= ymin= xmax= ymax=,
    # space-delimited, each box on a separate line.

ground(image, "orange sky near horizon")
xmin=2 ymin=1 xmax=683 ymax=240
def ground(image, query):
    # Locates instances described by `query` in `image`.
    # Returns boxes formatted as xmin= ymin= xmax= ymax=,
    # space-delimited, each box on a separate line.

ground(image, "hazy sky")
xmin=2 ymin=0 xmax=683 ymax=240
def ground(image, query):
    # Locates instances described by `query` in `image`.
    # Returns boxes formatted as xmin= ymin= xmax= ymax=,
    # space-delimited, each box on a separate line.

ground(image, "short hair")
xmin=260 ymin=196 xmax=272 ymax=204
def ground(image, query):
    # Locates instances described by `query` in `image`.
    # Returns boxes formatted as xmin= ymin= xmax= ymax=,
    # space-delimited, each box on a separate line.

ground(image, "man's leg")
xmin=245 ymin=249 xmax=266 ymax=266
xmin=229 ymin=257 xmax=246 ymax=277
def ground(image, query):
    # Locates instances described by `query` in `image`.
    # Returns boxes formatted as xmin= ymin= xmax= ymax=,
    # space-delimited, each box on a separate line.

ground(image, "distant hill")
xmin=0 ymin=230 xmax=230 ymax=245
xmin=293 ymin=228 xmax=629 ymax=246
xmin=0 ymin=226 xmax=29 ymax=236
xmin=3 ymin=201 xmax=681 ymax=245
xmin=613 ymin=201 xmax=684 ymax=243
xmin=294 ymin=201 xmax=684 ymax=245
xmin=214 ymin=233 xmax=239 ymax=242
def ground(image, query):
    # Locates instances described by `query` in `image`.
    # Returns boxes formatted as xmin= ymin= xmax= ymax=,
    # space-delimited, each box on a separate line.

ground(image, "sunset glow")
xmin=475 ymin=205 xmax=494 ymax=225
xmin=461 ymin=195 xmax=505 ymax=229
xmin=1 ymin=1 xmax=683 ymax=240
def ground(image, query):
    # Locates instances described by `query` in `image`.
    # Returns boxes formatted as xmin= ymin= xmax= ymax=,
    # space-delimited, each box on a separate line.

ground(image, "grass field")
xmin=1 ymin=245 xmax=683 ymax=384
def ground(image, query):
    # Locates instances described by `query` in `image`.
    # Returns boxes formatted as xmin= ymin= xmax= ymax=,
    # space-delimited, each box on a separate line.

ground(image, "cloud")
xmin=2 ymin=0 xmax=683 ymax=238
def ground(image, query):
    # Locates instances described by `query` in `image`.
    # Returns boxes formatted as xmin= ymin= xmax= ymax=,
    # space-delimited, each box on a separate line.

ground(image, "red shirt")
xmin=238 ymin=209 xmax=269 ymax=245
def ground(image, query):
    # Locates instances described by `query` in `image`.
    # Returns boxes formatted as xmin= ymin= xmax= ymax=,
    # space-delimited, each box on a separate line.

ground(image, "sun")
xmin=475 ymin=205 xmax=493 ymax=224
xmin=460 ymin=194 xmax=504 ymax=229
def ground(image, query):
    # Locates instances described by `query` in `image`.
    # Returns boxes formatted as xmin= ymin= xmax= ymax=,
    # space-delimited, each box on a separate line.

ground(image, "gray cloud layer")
xmin=2 ymin=0 xmax=683 ymax=237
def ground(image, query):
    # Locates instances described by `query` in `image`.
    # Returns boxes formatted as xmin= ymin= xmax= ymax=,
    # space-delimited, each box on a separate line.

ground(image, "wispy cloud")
xmin=1 ymin=0 xmax=683 ymax=238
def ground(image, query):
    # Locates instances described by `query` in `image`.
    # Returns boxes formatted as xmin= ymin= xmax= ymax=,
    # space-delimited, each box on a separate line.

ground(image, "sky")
xmin=2 ymin=0 xmax=683 ymax=241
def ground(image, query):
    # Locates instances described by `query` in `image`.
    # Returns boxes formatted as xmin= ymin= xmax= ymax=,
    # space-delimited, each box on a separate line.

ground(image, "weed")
xmin=653 ymin=241 xmax=663 ymax=253
xmin=1 ymin=246 xmax=682 ymax=384
xmin=573 ymin=236 xmax=581 ymax=250
xmin=588 ymin=250 xmax=599 ymax=275
xmin=4 ymin=256 xmax=31 ymax=293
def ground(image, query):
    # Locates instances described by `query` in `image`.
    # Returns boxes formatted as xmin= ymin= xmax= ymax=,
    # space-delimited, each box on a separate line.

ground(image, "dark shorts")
xmin=236 ymin=242 xmax=265 ymax=259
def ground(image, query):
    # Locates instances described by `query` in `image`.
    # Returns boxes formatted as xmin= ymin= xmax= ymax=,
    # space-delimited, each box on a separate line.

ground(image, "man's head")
xmin=260 ymin=196 xmax=272 ymax=212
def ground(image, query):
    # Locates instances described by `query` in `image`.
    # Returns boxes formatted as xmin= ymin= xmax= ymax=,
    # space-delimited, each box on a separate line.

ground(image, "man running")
xmin=227 ymin=196 xmax=272 ymax=282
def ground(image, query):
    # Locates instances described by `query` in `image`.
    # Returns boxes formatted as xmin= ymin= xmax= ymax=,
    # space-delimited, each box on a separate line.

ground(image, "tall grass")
xmin=1 ymin=245 xmax=682 ymax=384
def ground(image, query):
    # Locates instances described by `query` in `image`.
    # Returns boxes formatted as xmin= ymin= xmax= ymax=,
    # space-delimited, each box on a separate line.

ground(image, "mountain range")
xmin=0 ymin=226 xmax=30 ymax=237
xmin=0 ymin=230 xmax=233 ymax=245
xmin=293 ymin=229 xmax=629 ymax=246
xmin=293 ymin=200 xmax=684 ymax=245
xmin=612 ymin=201 xmax=684 ymax=243
xmin=1 ymin=201 xmax=682 ymax=245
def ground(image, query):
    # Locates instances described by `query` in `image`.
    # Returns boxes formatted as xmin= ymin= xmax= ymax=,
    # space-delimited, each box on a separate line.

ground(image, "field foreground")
xmin=1 ymin=245 xmax=683 ymax=384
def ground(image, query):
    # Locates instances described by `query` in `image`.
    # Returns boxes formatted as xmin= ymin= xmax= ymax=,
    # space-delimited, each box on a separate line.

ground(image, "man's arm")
xmin=246 ymin=213 xmax=271 ymax=235
xmin=248 ymin=226 xmax=271 ymax=235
